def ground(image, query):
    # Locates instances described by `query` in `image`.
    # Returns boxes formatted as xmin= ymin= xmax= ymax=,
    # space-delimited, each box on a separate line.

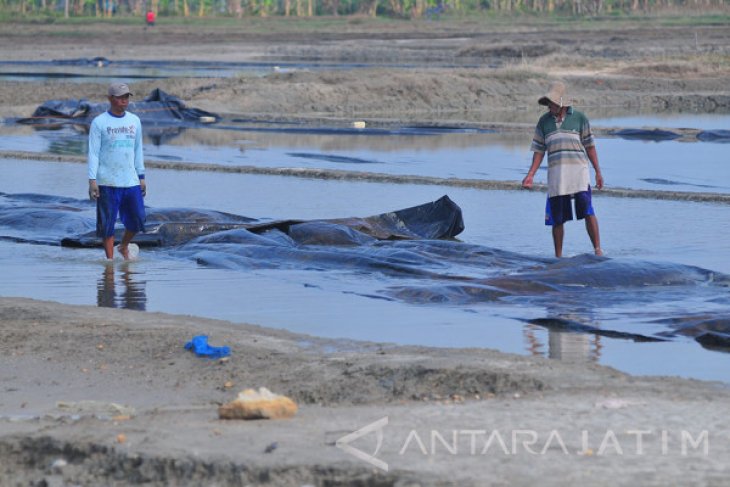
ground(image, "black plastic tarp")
xmin=244 ymin=195 xmax=465 ymax=242
xmin=610 ymin=128 xmax=681 ymax=141
xmin=60 ymin=195 xmax=464 ymax=248
xmin=5 ymin=192 xmax=730 ymax=353
xmin=696 ymin=129 xmax=730 ymax=143
xmin=16 ymin=89 xmax=219 ymax=127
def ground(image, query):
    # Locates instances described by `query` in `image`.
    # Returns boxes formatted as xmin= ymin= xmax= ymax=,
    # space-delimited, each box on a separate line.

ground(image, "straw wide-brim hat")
xmin=538 ymin=81 xmax=571 ymax=107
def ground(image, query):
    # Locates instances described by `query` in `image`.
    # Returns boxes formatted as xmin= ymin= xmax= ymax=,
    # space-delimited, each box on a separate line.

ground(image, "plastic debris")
xmin=184 ymin=335 xmax=231 ymax=358
xmin=56 ymin=401 xmax=135 ymax=418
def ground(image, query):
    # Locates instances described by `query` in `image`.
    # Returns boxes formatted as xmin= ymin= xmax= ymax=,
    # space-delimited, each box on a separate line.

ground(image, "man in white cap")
xmin=522 ymin=81 xmax=604 ymax=258
xmin=88 ymin=82 xmax=146 ymax=260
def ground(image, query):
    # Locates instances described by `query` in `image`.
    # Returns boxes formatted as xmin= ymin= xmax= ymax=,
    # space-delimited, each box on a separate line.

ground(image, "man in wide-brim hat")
xmin=522 ymin=81 xmax=604 ymax=258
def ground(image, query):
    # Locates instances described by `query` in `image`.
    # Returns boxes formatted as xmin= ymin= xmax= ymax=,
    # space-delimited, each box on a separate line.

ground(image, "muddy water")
xmin=1 ymin=112 xmax=729 ymax=383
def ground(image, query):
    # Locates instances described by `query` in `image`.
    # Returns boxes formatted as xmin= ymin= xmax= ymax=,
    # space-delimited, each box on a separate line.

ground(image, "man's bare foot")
xmin=116 ymin=243 xmax=139 ymax=260
xmin=116 ymin=245 xmax=130 ymax=260
xmin=595 ymin=247 xmax=604 ymax=256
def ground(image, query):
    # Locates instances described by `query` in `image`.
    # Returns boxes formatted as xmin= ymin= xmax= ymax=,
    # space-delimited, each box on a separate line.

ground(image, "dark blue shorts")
xmin=545 ymin=186 xmax=595 ymax=226
xmin=96 ymin=186 xmax=146 ymax=238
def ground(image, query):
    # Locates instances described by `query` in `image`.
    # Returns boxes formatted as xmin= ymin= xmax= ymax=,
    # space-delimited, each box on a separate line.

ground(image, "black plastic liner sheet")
xmin=696 ymin=129 xmax=730 ymax=143
xmin=16 ymin=89 xmax=219 ymax=127
xmin=2 ymin=191 xmax=730 ymax=353
xmin=610 ymin=128 xmax=681 ymax=141
xmin=56 ymin=195 xmax=464 ymax=248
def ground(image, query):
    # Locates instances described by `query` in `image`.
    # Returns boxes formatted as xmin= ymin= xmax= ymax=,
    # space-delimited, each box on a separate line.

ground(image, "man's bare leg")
xmin=585 ymin=215 xmax=602 ymax=256
xmin=552 ymin=224 xmax=564 ymax=258
xmin=117 ymin=230 xmax=137 ymax=260
xmin=102 ymin=236 xmax=115 ymax=260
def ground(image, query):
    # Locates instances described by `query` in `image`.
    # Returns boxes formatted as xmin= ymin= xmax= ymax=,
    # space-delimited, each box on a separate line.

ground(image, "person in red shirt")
xmin=146 ymin=10 xmax=156 ymax=26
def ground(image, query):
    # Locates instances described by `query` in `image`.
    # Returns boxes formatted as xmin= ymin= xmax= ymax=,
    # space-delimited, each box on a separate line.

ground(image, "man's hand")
xmin=88 ymin=180 xmax=99 ymax=200
xmin=595 ymin=171 xmax=604 ymax=190
xmin=140 ymin=179 xmax=147 ymax=197
xmin=522 ymin=174 xmax=534 ymax=189
xmin=586 ymin=146 xmax=603 ymax=190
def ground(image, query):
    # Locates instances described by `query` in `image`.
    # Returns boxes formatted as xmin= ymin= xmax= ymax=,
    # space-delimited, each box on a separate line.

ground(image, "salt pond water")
xmin=2 ymin=115 xmax=730 ymax=194
xmin=592 ymin=112 xmax=730 ymax=131
xmin=1 ymin=111 xmax=729 ymax=383
xmin=0 ymin=59 xmax=478 ymax=83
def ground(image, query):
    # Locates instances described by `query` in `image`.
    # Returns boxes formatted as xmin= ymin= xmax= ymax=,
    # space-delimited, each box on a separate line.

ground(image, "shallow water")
xmin=3 ymin=110 xmax=730 ymax=383
xmin=4 ymin=157 xmax=730 ymax=270
xmin=1 ymin=153 xmax=730 ymax=383
xmin=0 ymin=59 xmax=479 ymax=83
xmin=592 ymin=113 xmax=730 ymax=130
xmin=0 ymin=60 xmax=332 ymax=82
xmin=2 ymin=115 xmax=730 ymax=195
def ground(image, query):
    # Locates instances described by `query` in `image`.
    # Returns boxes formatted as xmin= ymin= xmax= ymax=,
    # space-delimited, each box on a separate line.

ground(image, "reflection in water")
xmin=548 ymin=331 xmax=601 ymax=363
xmin=97 ymin=263 xmax=147 ymax=311
xmin=523 ymin=324 xmax=602 ymax=364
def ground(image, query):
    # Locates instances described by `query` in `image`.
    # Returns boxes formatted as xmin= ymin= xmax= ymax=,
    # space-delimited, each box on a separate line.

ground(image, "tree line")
xmin=1 ymin=0 xmax=727 ymax=19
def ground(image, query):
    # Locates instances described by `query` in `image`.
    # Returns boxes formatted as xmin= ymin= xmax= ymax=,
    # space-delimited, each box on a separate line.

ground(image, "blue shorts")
xmin=545 ymin=186 xmax=595 ymax=226
xmin=96 ymin=186 xmax=146 ymax=238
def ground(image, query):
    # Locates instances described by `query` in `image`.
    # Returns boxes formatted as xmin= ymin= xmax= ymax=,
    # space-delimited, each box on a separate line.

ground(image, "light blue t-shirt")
xmin=88 ymin=111 xmax=144 ymax=187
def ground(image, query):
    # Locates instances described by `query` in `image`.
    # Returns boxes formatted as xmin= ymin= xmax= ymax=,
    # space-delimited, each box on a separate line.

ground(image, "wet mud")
xmin=0 ymin=436 xmax=423 ymax=487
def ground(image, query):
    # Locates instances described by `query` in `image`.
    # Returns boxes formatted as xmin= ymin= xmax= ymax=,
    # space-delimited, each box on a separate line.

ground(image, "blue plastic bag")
xmin=184 ymin=335 xmax=231 ymax=358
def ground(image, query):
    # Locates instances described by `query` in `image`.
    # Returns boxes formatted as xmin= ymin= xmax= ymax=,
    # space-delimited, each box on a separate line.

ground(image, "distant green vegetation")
xmin=0 ymin=0 xmax=727 ymax=20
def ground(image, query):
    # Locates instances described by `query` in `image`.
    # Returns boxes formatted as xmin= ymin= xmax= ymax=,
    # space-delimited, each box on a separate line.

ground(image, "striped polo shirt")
xmin=530 ymin=107 xmax=595 ymax=198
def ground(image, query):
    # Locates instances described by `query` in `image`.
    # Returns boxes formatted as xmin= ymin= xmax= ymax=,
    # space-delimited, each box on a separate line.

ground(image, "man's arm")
xmin=88 ymin=119 xmax=101 ymax=200
xmin=586 ymin=146 xmax=603 ymax=190
xmin=134 ymin=117 xmax=146 ymax=197
xmin=522 ymin=152 xmax=545 ymax=189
